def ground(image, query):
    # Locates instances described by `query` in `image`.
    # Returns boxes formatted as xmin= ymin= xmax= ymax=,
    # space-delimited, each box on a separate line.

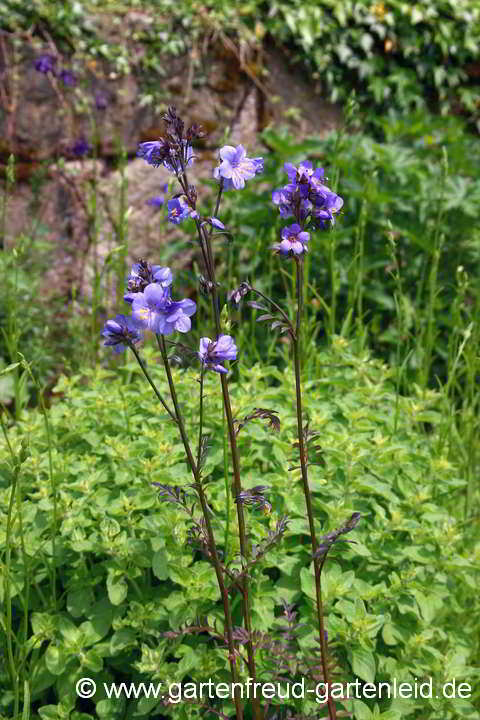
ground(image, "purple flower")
xmin=34 ymin=54 xmax=57 ymax=74
xmin=273 ymin=160 xmax=343 ymax=229
xmin=146 ymin=184 xmax=169 ymax=210
xmin=210 ymin=217 xmax=225 ymax=230
xmin=309 ymin=182 xmax=344 ymax=228
xmin=198 ymin=334 xmax=237 ymax=374
xmin=273 ymin=223 xmax=310 ymax=256
xmin=132 ymin=284 xmax=196 ymax=335
xmin=94 ymin=91 xmax=108 ymax=110
xmin=124 ymin=261 xmax=172 ymax=304
xmin=71 ymin=138 xmax=91 ymax=157
xmin=59 ymin=69 xmax=76 ymax=86
xmin=213 ymin=145 xmax=263 ymax=190
xmin=137 ymin=139 xmax=193 ymax=175
xmin=167 ymin=196 xmax=198 ymax=225
xmin=101 ymin=314 xmax=143 ymax=353
xmin=146 ymin=196 xmax=165 ymax=208
xmin=137 ymin=140 xmax=168 ymax=168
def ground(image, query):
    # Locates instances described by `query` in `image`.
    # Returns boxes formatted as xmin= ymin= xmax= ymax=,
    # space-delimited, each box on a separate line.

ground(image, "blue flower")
xmin=137 ymin=140 xmax=168 ymax=168
xmin=273 ymin=161 xmax=343 ymax=229
xmin=273 ymin=223 xmax=310 ymax=257
xmin=137 ymin=140 xmax=193 ymax=175
xmin=132 ymin=284 xmax=196 ymax=335
xmin=59 ymin=69 xmax=76 ymax=87
xmin=124 ymin=261 xmax=172 ymax=304
xmin=146 ymin=183 xmax=169 ymax=209
xmin=210 ymin=217 xmax=225 ymax=229
xmin=213 ymin=145 xmax=263 ymax=190
xmin=34 ymin=54 xmax=56 ymax=74
xmin=198 ymin=334 xmax=237 ymax=374
xmin=167 ymin=197 xmax=198 ymax=225
xmin=94 ymin=91 xmax=108 ymax=110
xmin=101 ymin=314 xmax=143 ymax=353
xmin=146 ymin=196 xmax=165 ymax=208
xmin=71 ymin=138 xmax=91 ymax=157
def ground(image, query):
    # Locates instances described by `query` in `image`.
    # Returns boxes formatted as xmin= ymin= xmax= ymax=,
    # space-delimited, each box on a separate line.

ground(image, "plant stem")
xmin=178 ymin=157 xmax=260 ymax=719
xmin=199 ymin=224 xmax=262 ymax=720
xmin=129 ymin=344 xmax=177 ymax=423
xmin=155 ymin=334 xmax=244 ymax=720
xmin=1 ymin=411 xmax=20 ymax=716
xmin=223 ymin=404 xmax=232 ymax=563
xmin=292 ymin=259 xmax=336 ymax=720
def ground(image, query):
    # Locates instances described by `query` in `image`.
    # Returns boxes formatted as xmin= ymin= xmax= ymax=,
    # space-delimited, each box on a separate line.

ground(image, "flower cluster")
xmin=101 ymin=259 xmax=237 ymax=374
xmin=273 ymin=161 xmax=343 ymax=227
xmin=34 ymin=55 xmax=76 ymax=86
xmin=271 ymin=160 xmax=343 ymax=258
xmin=71 ymin=138 xmax=91 ymax=158
xmin=137 ymin=106 xmax=203 ymax=177
xmin=102 ymin=260 xmax=195 ymax=354
xmin=137 ymin=139 xmax=194 ymax=174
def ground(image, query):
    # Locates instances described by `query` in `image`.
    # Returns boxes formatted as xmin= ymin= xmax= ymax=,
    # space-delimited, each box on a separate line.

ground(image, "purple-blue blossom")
xmin=71 ymin=138 xmax=91 ymax=157
xmin=132 ymin=284 xmax=196 ymax=335
xmin=137 ymin=139 xmax=194 ymax=175
xmin=94 ymin=91 xmax=108 ymax=110
xmin=273 ymin=223 xmax=310 ymax=257
xmin=146 ymin=183 xmax=169 ymax=209
xmin=272 ymin=160 xmax=343 ymax=228
xmin=101 ymin=314 xmax=143 ymax=353
xmin=146 ymin=196 xmax=165 ymax=208
xmin=168 ymin=197 xmax=198 ymax=225
xmin=213 ymin=146 xmax=263 ymax=190
xmin=124 ymin=261 xmax=172 ymax=304
xmin=198 ymin=334 xmax=237 ymax=374
xmin=34 ymin=55 xmax=57 ymax=74
xmin=311 ymin=189 xmax=344 ymax=228
xmin=137 ymin=140 xmax=168 ymax=168
xmin=59 ymin=69 xmax=76 ymax=86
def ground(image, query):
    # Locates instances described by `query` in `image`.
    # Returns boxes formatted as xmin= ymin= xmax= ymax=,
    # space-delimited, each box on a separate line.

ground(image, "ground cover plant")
xmin=1 ymin=100 xmax=480 ymax=720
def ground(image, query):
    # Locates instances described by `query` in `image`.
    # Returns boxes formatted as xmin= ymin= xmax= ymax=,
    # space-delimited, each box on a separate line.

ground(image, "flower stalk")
xmin=293 ymin=259 xmax=337 ymax=720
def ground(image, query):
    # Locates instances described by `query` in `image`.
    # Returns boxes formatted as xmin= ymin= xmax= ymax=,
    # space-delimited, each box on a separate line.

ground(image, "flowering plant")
xmin=102 ymin=106 xmax=357 ymax=720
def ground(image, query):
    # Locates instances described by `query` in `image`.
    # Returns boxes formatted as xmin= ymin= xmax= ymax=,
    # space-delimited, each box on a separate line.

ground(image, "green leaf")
xmin=0 ymin=361 xmax=21 ymax=375
xmin=81 ymin=649 xmax=103 ymax=673
xmin=45 ymin=645 xmax=68 ymax=675
xmin=352 ymin=647 xmax=376 ymax=683
xmin=152 ymin=548 xmax=169 ymax=580
xmin=106 ymin=573 xmax=128 ymax=606
xmin=300 ymin=566 xmax=316 ymax=601
xmin=351 ymin=699 xmax=373 ymax=720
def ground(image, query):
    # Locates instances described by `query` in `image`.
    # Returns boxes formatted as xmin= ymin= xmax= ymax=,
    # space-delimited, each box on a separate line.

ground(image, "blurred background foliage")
xmin=2 ymin=0 xmax=479 ymax=130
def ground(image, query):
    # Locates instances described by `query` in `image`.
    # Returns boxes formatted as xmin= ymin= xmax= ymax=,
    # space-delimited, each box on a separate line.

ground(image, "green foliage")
xmin=2 ymin=0 xmax=479 ymax=125
xmin=215 ymin=112 xmax=480 ymax=390
xmin=260 ymin=0 xmax=480 ymax=127
xmin=1 ymin=346 xmax=479 ymax=718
